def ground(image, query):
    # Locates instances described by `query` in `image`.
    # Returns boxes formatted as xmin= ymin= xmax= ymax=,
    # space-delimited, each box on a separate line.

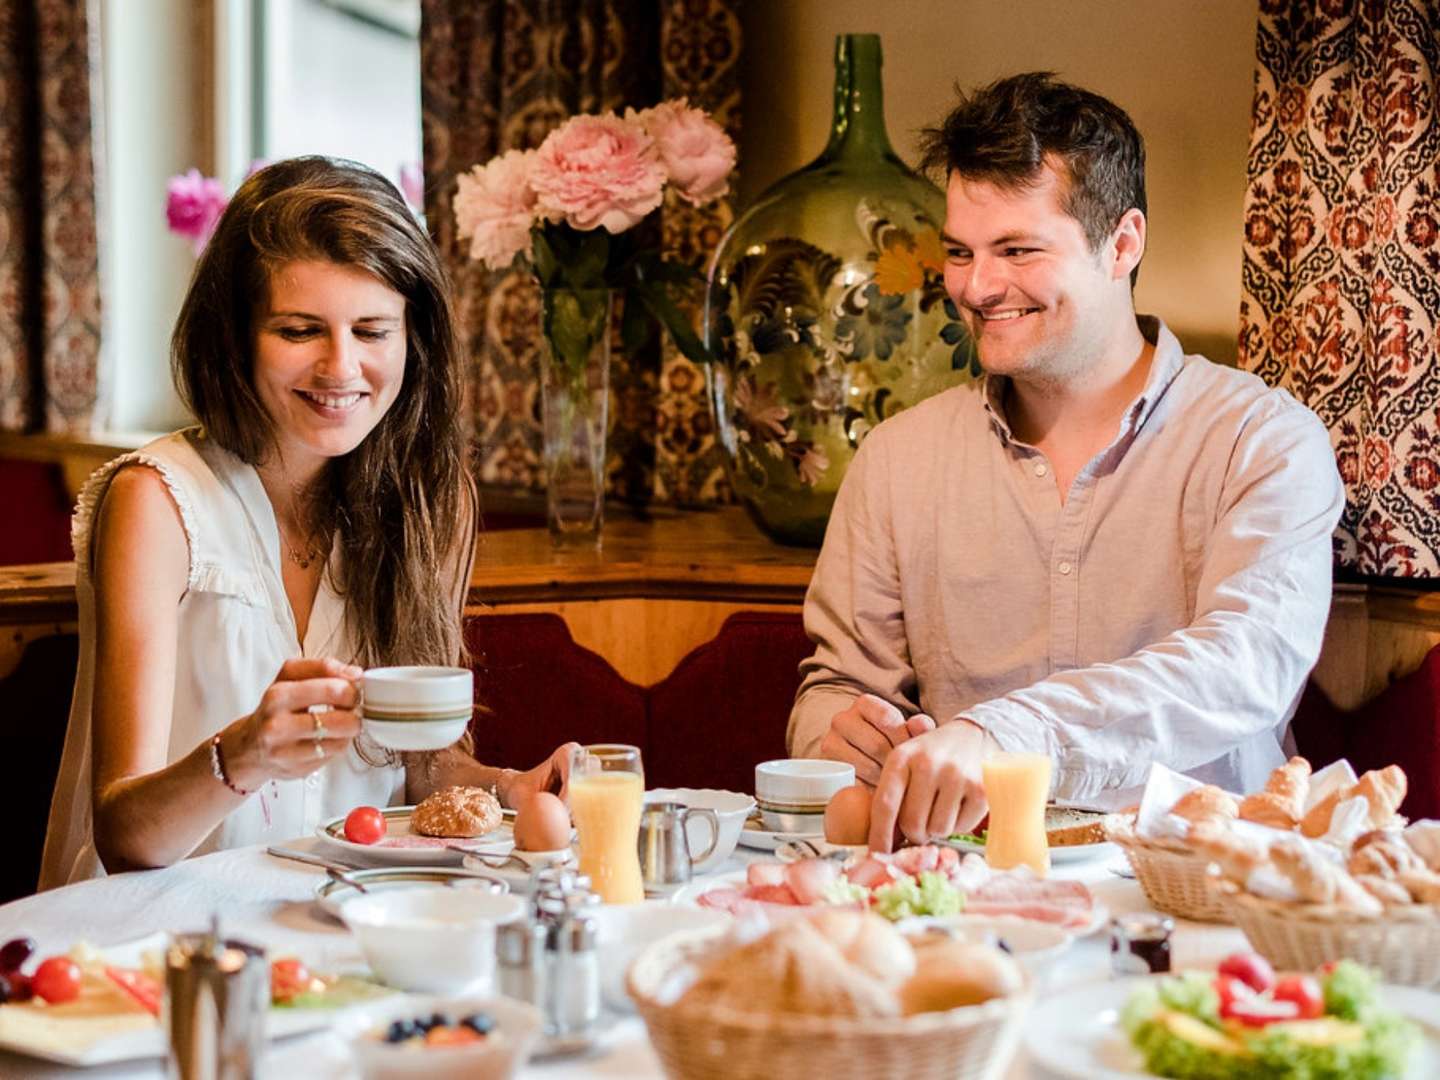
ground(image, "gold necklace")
xmin=280 ymin=527 xmax=325 ymax=571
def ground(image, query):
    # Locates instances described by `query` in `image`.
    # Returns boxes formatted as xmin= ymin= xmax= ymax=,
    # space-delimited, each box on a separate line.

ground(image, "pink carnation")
xmin=453 ymin=149 xmax=540 ymax=271
xmin=165 ymin=169 xmax=227 ymax=253
xmin=530 ymin=114 xmax=666 ymax=233
xmin=629 ymin=99 xmax=735 ymax=206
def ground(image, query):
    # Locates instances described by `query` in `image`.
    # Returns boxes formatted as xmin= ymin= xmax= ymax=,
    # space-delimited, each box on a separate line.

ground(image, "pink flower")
xmin=530 ymin=114 xmax=666 ymax=233
xmin=454 ymin=149 xmax=540 ymax=270
xmin=399 ymin=161 xmax=424 ymax=211
xmin=629 ymin=99 xmax=735 ymax=206
xmin=165 ymin=169 xmax=227 ymax=254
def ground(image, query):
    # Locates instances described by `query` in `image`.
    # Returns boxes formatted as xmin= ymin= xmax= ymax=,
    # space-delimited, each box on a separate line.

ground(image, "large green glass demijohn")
xmin=704 ymin=33 xmax=977 ymax=546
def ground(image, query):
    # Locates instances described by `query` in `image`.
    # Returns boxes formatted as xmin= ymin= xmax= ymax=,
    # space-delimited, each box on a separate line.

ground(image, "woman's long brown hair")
xmin=171 ymin=156 xmax=468 ymax=672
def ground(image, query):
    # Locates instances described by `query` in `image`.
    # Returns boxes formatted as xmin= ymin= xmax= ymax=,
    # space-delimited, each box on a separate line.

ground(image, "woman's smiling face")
xmin=252 ymin=259 xmax=407 ymax=473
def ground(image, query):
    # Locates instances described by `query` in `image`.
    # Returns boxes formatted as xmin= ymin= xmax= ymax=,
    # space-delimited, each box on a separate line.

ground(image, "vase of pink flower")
xmin=454 ymin=100 xmax=735 ymax=544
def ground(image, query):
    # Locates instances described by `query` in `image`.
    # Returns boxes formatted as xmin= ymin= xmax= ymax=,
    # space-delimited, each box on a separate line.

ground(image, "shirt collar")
xmin=981 ymin=314 xmax=1187 ymax=448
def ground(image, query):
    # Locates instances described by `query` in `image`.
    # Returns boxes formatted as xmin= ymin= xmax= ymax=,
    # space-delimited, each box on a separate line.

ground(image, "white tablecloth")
xmin=0 ymin=839 xmax=1249 ymax=1077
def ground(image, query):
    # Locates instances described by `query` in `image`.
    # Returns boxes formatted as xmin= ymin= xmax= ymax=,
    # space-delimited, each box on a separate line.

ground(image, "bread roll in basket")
xmin=625 ymin=924 xmax=1031 ymax=1080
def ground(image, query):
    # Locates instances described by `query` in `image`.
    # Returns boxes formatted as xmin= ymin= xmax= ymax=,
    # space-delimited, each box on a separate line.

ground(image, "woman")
xmin=41 ymin=157 xmax=573 ymax=887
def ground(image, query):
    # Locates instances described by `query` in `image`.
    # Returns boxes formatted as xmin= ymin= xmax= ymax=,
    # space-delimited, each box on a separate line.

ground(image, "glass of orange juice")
xmin=568 ymin=744 xmax=645 ymax=904
xmin=982 ymin=750 xmax=1052 ymax=877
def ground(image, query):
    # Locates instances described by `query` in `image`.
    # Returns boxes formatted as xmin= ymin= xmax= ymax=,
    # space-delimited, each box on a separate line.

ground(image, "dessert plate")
xmin=317 ymin=805 xmax=515 ymax=865
xmin=0 ymin=934 xmax=392 ymax=1067
xmin=736 ymin=817 xmax=821 ymax=852
xmin=1023 ymin=976 xmax=1440 ymax=1079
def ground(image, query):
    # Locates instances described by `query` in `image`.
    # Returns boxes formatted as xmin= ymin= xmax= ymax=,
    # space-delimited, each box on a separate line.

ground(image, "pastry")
xmin=410 ymin=785 xmax=503 ymax=838
xmin=1187 ymin=819 xmax=1267 ymax=881
xmin=1170 ymin=785 xmax=1239 ymax=826
xmin=898 ymin=938 xmax=1024 ymax=1014
xmin=1239 ymin=757 xmax=1311 ymax=828
xmin=1301 ymin=766 xmax=1407 ymax=838
xmin=1347 ymin=832 xmax=1423 ymax=880
xmin=1397 ymin=869 xmax=1440 ymax=905
xmin=1355 ymin=874 xmax=1413 ymax=906
xmin=1270 ymin=839 xmax=1381 ymax=915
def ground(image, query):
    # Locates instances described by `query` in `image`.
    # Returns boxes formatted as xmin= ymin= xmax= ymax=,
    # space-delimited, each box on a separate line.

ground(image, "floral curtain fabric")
xmin=1238 ymin=0 xmax=1440 ymax=577
xmin=419 ymin=0 xmax=741 ymax=506
xmin=0 ymin=0 xmax=103 ymax=434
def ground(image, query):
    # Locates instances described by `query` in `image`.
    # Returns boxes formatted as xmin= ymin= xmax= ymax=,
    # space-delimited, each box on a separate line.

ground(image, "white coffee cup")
xmin=361 ymin=666 xmax=473 ymax=751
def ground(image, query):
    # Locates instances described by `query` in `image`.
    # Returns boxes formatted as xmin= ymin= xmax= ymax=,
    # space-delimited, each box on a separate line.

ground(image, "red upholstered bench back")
xmin=464 ymin=611 xmax=812 ymax=795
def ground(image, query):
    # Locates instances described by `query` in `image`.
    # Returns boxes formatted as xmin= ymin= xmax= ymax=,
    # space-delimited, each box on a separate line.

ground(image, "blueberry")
xmin=462 ymin=1012 xmax=495 ymax=1035
xmin=385 ymin=1020 xmax=409 ymax=1044
xmin=0 ymin=938 xmax=34 ymax=974
xmin=995 ymin=938 xmax=1013 ymax=954
xmin=429 ymin=1012 xmax=448 ymax=1031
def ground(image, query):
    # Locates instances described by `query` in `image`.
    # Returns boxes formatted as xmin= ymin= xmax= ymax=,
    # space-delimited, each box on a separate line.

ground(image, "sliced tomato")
xmin=104 ymin=966 xmax=161 ymax=1016
xmin=1273 ymin=974 xmax=1324 ymax=1020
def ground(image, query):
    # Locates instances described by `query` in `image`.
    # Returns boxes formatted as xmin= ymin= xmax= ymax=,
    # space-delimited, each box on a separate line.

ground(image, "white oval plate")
xmin=1024 ymin=975 xmax=1440 ymax=1079
xmin=313 ymin=865 xmax=509 ymax=917
xmin=942 ymin=835 xmax=1121 ymax=865
xmin=460 ymin=849 xmax=576 ymax=894
xmin=316 ymin=805 xmax=514 ymax=865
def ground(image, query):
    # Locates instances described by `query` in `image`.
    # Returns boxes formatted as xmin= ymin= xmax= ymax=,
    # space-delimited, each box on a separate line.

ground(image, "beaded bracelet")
xmin=209 ymin=733 xmax=252 ymax=797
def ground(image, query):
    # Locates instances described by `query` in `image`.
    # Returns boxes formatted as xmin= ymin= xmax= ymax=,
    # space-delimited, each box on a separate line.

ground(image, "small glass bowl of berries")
xmin=344 ymin=994 xmax=541 ymax=1079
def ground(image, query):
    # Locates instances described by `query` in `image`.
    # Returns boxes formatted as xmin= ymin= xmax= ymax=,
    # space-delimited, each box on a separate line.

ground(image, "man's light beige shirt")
xmin=788 ymin=318 xmax=1344 ymax=808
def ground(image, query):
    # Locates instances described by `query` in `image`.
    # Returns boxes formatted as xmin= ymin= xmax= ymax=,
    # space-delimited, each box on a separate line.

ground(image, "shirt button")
xmin=1034 ymin=462 xmax=1048 ymax=478
xmin=306 ymin=774 xmax=320 ymax=789
xmin=1058 ymin=561 xmax=1073 ymax=575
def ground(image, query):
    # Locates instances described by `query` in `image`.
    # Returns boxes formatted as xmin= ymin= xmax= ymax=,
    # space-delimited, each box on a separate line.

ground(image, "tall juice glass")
xmin=982 ymin=751 xmax=1052 ymax=877
xmin=568 ymin=744 xmax=645 ymax=904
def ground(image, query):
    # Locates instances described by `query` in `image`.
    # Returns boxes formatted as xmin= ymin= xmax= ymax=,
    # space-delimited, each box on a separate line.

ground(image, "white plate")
xmin=0 ymin=933 xmax=393 ymax=1067
xmin=942 ymin=835 xmax=1120 ymax=865
xmin=314 ymin=865 xmax=511 ymax=916
xmin=1024 ymin=976 xmax=1440 ymax=1079
xmin=736 ymin=817 xmax=821 ymax=851
xmin=674 ymin=869 xmax=1106 ymax=934
xmin=317 ymin=805 xmax=515 ymax=865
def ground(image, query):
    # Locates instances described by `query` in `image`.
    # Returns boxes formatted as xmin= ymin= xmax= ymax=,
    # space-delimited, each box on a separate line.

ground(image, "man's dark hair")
xmin=919 ymin=72 xmax=1146 ymax=280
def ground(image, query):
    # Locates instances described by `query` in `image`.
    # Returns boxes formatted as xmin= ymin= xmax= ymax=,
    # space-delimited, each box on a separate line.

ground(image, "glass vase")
xmin=704 ymin=33 xmax=978 ymax=546
xmin=539 ymin=287 xmax=612 ymax=546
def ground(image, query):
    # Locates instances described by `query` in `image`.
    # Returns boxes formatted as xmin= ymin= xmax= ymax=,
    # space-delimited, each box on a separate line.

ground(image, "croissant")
xmin=1270 ymin=840 xmax=1382 ymax=915
xmin=1355 ymin=874 xmax=1413 ymax=906
xmin=1397 ymin=869 xmax=1440 ymax=905
xmin=1353 ymin=766 xmax=1407 ymax=830
xmin=1188 ymin=818 xmax=1266 ymax=882
xmin=1239 ymin=792 xmax=1299 ymax=830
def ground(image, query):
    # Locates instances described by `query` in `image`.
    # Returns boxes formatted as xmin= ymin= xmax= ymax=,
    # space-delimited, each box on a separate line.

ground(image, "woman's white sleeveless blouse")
xmin=40 ymin=429 xmax=403 ymax=888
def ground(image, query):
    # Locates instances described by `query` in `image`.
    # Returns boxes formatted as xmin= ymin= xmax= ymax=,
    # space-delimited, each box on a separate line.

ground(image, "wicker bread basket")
xmin=625 ymin=926 xmax=1032 ymax=1080
xmin=1216 ymin=885 xmax=1440 ymax=988
xmin=1103 ymin=813 xmax=1229 ymax=923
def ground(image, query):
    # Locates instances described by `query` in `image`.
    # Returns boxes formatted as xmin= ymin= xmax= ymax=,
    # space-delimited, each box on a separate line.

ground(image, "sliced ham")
xmin=746 ymin=862 xmax=787 ymax=889
xmin=784 ymin=858 xmax=839 ymax=905
xmin=845 ymin=855 xmax=900 ymax=890
xmin=375 ymin=835 xmax=470 ymax=849
xmin=966 ymin=877 xmax=1094 ymax=929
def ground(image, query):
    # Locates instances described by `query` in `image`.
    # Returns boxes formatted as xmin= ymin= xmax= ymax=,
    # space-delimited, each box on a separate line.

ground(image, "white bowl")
xmin=900 ymin=915 xmax=1074 ymax=987
xmin=754 ymin=759 xmax=854 ymax=807
xmin=340 ymin=887 xmax=525 ymax=993
xmin=342 ymin=993 xmax=541 ymax=1080
xmin=591 ymin=901 xmax=732 ymax=1013
xmin=756 ymin=806 xmax=827 ymax=833
xmin=646 ymin=788 xmax=755 ymax=871
xmin=362 ymin=666 xmax=474 ymax=751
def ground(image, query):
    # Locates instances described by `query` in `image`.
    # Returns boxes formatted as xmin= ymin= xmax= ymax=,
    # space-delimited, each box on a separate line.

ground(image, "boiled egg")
xmin=513 ymin=791 xmax=572 ymax=851
xmin=824 ymin=784 xmax=873 ymax=846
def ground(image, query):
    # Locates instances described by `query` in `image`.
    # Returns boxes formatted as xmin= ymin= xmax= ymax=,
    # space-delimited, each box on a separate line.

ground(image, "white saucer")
xmin=737 ymin=817 xmax=821 ymax=852
xmin=461 ymin=849 xmax=576 ymax=893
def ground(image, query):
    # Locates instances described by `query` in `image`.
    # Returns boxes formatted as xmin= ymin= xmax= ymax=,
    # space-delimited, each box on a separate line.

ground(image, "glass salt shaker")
xmin=532 ymin=870 xmax=602 ymax=1039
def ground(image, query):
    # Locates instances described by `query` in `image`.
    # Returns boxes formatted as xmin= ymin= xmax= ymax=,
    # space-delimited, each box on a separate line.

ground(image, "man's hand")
xmin=868 ymin=719 xmax=989 ymax=852
xmin=820 ymin=694 xmax=934 ymax=785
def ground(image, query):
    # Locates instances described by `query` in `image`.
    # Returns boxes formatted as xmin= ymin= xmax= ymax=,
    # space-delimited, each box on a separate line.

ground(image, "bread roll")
xmin=1170 ymin=785 xmax=1239 ymax=825
xmin=806 ymin=909 xmax=915 ymax=987
xmin=898 ymin=938 xmax=1024 ymax=1014
xmin=1302 ymin=766 xmax=1407 ymax=838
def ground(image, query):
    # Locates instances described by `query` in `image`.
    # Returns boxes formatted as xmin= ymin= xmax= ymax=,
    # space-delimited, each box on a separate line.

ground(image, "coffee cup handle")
xmin=685 ymin=808 xmax=720 ymax=866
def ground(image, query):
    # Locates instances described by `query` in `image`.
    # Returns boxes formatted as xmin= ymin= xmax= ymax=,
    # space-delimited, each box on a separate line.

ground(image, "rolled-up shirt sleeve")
xmin=963 ymin=394 xmax=1344 ymax=804
xmin=787 ymin=432 xmax=917 ymax=758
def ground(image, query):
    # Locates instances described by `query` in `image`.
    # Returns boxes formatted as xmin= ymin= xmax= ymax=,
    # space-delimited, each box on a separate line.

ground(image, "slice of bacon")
xmin=845 ymin=855 xmax=900 ymax=890
xmin=783 ymin=858 xmax=839 ymax=905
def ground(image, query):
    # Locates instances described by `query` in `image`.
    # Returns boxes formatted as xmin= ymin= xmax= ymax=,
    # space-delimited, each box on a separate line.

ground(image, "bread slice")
xmin=1044 ymin=806 xmax=1108 ymax=847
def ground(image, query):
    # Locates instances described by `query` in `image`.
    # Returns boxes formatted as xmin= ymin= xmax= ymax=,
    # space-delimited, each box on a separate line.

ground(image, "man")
xmin=788 ymin=73 xmax=1344 ymax=852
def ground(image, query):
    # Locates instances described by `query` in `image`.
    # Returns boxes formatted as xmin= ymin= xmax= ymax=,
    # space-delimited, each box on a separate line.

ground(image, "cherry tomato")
xmin=1216 ymin=974 xmax=1298 ymax=1027
xmin=32 ymin=957 xmax=82 ymax=1005
xmin=1273 ymin=974 xmax=1324 ymax=1020
xmin=1217 ymin=951 xmax=1276 ymax=994
xmin=270 ymin=957 xmax=312 ymax=1004
xmin=343 ymin=806 xmax=386 ymax=845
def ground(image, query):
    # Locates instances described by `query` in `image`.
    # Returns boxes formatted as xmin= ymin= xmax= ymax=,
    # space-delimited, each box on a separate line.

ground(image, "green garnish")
xmin=871 ymin=871 xmax=964 ymax=920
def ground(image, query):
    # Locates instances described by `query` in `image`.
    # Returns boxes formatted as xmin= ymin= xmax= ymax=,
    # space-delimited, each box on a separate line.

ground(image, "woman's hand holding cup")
xmin=221 ymin=657 xmax=363 ymax=789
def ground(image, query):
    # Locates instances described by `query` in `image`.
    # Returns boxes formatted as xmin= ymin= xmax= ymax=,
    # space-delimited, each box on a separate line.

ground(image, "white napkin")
xmin=1404 ymin=820 xmax=1440 ymax=871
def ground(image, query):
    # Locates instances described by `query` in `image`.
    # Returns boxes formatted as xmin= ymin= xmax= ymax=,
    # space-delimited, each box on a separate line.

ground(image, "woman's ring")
xmin=311 ymin=711 xmax=328 ymax=755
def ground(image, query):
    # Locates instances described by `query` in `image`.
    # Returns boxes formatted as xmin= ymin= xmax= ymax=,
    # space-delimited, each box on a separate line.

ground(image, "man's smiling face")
xmin=942 ymin=160 xmax=1127 ymax=386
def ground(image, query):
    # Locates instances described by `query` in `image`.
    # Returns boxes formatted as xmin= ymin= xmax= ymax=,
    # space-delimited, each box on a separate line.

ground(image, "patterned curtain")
xmin=1239 ymin=1 xmax=1440 ymax=578
xmin=0 ymin=0 xmax=102 ymax=434
xmin=419 ymin=0 xmax=740 ymax=507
